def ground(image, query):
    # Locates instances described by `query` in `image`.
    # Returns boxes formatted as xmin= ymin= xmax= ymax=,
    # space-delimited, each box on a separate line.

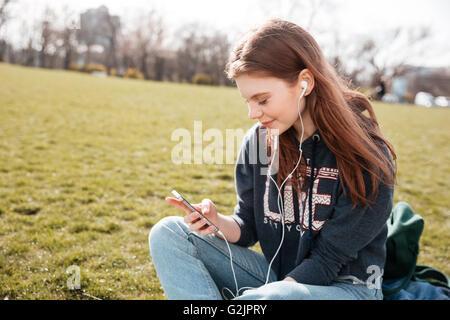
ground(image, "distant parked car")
xmin=435 ymin=96 xmax=450 ymax=108
xmin=414 ymin=91 xmax=436 ymax=107
xmin=381 ymin=93 xmax=399 ymax=103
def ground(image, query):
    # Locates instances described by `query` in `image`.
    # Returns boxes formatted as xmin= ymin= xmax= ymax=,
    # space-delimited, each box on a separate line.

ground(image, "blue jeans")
xmin=148 ymin=216 xmax=383 ymax=300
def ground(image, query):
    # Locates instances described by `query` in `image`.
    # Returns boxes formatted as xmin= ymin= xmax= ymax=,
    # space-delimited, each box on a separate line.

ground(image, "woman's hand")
xmin=283 ymin=277 xmax=297 ymax=282
xmin=165 ymin=197 xmax=219 ymax=236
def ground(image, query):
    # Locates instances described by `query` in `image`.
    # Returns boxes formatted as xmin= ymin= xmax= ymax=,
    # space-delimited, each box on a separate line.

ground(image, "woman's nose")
xmin=248 ymin=104 xmax=263 ymax=119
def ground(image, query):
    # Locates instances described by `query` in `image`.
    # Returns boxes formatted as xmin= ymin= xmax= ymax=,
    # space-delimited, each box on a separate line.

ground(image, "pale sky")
xmin=3 ymin=0 xmax=450 ymax=68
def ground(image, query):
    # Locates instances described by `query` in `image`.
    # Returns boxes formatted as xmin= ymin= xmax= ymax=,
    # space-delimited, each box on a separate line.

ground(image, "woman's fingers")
xmin=198 ymin=225 xmax=216 ymax=236
xmin=201 ymin=199 xmax=210 ymax=214
xmin=186 ymin=213 xmax=215 ymax=234
xmin=165 ymin=196 xmax=215 ymax=235
xmin=189 ymin=217 xmax=209 ymax=231
xmin=165 ymin=197 xmax=188 ymax=212
xmin=192 ymin=219 xmax=215 ymax=236
xmin=184 ymin=210 xmax=200 ymax=224
xmin=166 ymin=197 xmax=202 ymax=215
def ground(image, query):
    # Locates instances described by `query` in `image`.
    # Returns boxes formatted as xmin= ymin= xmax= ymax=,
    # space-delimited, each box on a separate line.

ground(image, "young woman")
xmin=149 ymin=18 xmax=397 ymax=300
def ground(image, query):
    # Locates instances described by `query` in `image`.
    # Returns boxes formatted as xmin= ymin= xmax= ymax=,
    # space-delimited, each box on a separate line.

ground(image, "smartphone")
xmin=171 ymin=189 xmax=219 ymax=233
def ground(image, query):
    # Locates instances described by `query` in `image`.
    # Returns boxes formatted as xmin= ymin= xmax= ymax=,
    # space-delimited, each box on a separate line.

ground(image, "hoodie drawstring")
xmin=294 ymin=132 xmax=320 ymax=265
xmin=307 ymin=133 xmax=320 ymax=252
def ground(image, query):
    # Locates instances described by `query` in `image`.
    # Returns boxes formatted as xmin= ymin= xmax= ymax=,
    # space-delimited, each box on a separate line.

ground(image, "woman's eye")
xmin=258 ymin=99 xmax=268 ymax=105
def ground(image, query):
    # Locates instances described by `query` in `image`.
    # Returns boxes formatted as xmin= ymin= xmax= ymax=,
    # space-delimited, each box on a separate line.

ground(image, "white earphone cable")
xmin=264 ymin=83 xmax=306 ymax=284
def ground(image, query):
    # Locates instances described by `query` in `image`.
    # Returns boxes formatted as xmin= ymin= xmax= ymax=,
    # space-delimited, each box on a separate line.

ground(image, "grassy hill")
xmin=0 ymin=63 xmax=448 ymax=299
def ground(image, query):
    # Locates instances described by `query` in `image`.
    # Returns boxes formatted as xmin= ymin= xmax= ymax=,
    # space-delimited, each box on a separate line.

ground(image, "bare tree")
xmin=172 ymin=23 xmax=231 ymax=85
xmin=0 ymin=0 xmax=13 ymax=31
xmin=199 ymin=30 xmax=231 ymax=85
xmin=37 ymin=6 xmax=58 ymax=68
xmin=325 ymin=31 xmax=375 ymax=87
xmin=322 ymin=23 xmax=432 ymax=89
xmin=58 ymin=5 xmax=78 ymax=70
xmin=17 ymin=19 xmax=38 ymax=67
xmin=255 ymin=0 xmax=335 ymax=33
xmin=130 ymin=8 xmax=164 ymax=79
xmin=117 ymin=32 xmax=135 ymax=73
xmin=357 ymin=26 xmax=432 ymax=86
xmin=175 ymin=22 xmax=206 ymax=83
xmin=0 ymin=0 xmax=14 ymax=61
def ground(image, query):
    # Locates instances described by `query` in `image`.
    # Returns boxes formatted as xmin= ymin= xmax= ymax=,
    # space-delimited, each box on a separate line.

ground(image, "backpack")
xmin=382 ymin=201 xmax=450 ymax=297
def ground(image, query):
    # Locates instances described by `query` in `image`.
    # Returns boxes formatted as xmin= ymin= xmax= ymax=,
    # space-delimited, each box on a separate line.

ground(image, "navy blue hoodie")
xmin=231 ymin=123 xmax=394 ymax=286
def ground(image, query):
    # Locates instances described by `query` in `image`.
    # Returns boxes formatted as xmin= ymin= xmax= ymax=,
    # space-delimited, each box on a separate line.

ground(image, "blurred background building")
xmin=0 ymin=0 xmax=448 ymax=105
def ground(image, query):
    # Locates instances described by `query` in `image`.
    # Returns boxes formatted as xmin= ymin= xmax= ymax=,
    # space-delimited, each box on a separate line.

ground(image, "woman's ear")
xmin=298 ymin=69 xmax=315 ymax=95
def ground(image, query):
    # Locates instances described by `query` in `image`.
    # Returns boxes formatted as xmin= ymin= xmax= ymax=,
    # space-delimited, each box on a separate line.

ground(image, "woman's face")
xmin=235 ymin=71 xmax=313 ymax=137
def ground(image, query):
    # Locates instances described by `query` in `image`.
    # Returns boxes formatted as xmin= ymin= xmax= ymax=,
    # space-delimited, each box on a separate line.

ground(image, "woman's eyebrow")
xmin=244 ymin=91 xmax=270 ymax=101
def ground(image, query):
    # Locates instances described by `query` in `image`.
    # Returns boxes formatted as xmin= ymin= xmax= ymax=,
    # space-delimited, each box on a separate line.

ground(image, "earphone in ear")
xmin=301 ymin=80 xmax=308 ymax=90
xmin=297 ymin=81 xmax=308 ymax=151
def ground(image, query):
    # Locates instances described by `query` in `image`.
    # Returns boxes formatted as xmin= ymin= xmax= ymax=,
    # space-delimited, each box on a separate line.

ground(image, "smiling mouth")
xmin=261 ymin=119 xmax=275 ymax=127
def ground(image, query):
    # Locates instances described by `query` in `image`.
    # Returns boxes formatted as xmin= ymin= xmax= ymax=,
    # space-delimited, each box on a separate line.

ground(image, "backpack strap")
xmin=412 ymin=265 xmax=450 ymax=289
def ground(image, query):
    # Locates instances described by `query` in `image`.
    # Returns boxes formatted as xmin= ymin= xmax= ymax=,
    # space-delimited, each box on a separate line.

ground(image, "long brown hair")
xmin=225 ymin=18 xmax=397 ymax=208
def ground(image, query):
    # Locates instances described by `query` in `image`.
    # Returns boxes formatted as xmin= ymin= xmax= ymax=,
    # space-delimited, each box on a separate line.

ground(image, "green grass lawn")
xmin=0 ymin=63 xmax=448 ymax=299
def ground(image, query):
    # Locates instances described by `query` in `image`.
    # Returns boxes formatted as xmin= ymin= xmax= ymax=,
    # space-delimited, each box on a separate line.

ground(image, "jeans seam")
xmin=189 ymin=232 xmax=271 ymax=285
xmin=333 ymin=282 xmax=373 ymax=300
xmin=189 ymin=239 xmax=223 ymax=300
xmin=156 ymin=220 xmax=189 ymax=241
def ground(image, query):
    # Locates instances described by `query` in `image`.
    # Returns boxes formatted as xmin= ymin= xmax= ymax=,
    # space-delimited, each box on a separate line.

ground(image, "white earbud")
xmin=301 ymin=80 xmax=308 ymax=90
xmin=297 ymin=80 xmax=308 ymax=151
